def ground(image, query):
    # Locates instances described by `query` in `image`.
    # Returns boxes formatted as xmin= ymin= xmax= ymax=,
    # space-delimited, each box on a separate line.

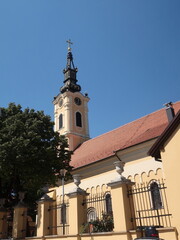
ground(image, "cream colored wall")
xmin=36 ymin=139 xmax=180 ymax=240
xmin=53 ymin=146 xmax=164 ymax=235
xmin=158 ymin=227 xmax=178 ymax=240
xmin=160 ymin=125 xmax=180 ymax=237
xmin=54 ymin=92 xmax=89 ymax=135
xmin=26 ymin=231 xmax=141 ymax=240
xmin=56 ymin=155 xmax=163 ymax=197
xmin=53 ymin=91 xmax=89 ymax=151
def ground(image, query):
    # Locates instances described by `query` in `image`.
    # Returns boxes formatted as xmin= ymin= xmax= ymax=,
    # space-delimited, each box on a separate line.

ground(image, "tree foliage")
xmin=0 ymin=103 xmax=72 ymax=208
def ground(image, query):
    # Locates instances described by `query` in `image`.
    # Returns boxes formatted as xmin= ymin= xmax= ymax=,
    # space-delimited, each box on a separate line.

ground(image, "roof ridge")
xmin=71 ymin=101 xmax=180 ymax=169
xmin=120 ymin=114 xmax=150 ymax=149
xmin=78 ymin=101 xmax=180 ymax=147
xmin=86 ymin=106 xmax=166 ymax=142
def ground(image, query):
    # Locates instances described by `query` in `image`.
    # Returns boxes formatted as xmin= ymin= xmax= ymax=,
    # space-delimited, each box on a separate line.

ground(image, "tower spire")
xmin=65 ymin=39 xmax=75 ymax=69
xmin=53 ymin=41 xmax=90 ymax=151
xmin=60 ymin=40 xmax=81 ymax=94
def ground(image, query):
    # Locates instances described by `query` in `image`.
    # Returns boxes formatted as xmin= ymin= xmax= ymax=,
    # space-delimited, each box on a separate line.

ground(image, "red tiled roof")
xmin=71 ymin=101 xmax=180 ymax=169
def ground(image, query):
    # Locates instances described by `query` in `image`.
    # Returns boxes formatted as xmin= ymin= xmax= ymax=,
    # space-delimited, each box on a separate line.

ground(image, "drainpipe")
xmin=113 ymin=151 xmax=122 ymax=161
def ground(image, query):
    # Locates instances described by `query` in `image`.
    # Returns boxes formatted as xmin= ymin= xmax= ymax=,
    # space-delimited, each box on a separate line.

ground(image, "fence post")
xmin=67 ymin=174 xmax=88 ymax=235
xmin=107 ymin=161 xmax=135 ymax=232
xmin=12 ymin=202 xmax=28 ymax=239
xmin=67 ymin=189 xmax=87 ymax=235
xmin=108 ymin=179 xmax=134 ymax=232
xmin=36 ymin=194 xmax=54 ymax=237
xmin=0 ymin=207 xmax=8 ymax=238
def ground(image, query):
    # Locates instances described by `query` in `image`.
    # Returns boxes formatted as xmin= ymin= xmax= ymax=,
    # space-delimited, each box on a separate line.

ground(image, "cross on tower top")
xmin=66 ymin=39 xmax=73 ymax=52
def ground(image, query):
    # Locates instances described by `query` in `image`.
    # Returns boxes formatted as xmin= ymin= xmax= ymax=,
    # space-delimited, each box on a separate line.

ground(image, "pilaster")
xmin=67 ymin=188 xmax=88 ymax=235
xmin=108 ymin=179 xmax=134 ymax=232
xmin=12 ymin=202 xmax=28 ymax=239
xmin=0 ymin=207 xmax=8 ymax=239
xmin=107 ymin=161 xmax=135 ymax=232
xmin=36 ymin=195 xmax=54 ymax=237
xmin=67 ymin=174 xmax=88 ymax=235
xmin=64 ymin=98 xmax=72 ymax=134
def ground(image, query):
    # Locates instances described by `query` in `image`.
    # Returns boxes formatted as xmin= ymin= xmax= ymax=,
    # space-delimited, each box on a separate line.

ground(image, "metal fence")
xmin=128 ymin=179 xmax=172 ymax=229
xmin=83 ymin=191 xmax=113 ymax=222
xmin=48 ymin=199 xmax=69 ymax=235
xmin=80 ymin=191 xmax=114 ymax=233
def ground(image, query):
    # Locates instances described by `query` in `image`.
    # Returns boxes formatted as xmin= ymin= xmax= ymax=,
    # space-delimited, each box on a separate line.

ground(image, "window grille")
xmin=87 ymin=207 xmax=97 ymax=222
xmin=47 ymin=200 xmax=69 ymax=235
xmin=128 ymin=179 xmax=171 ymax=228
xmin=150 ymin=181 xmax=162 ymax=210
xmin=61 ymin=203 xmax=67 ymax=224
xmin=105 ymin=193 xmax=112 ymax=214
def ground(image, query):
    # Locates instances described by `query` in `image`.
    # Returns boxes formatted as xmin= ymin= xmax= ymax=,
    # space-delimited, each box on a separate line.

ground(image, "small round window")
xmin=74 ymin=97 xmax=81 ymax=105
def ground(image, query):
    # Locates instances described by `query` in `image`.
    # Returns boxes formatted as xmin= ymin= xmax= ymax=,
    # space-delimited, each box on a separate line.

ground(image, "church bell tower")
xmin=53 ymin=40 xmax=90 ymax=151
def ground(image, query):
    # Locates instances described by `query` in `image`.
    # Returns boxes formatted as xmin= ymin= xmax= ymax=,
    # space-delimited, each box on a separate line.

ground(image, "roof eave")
xmin=72 ymin=137 xmax=159 ymax=170
xmin=148 ymin=110 xmax=180 ymax=158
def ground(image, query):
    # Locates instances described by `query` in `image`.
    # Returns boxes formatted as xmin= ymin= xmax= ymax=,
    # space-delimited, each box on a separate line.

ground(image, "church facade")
xmin=5 ymin=44 xmax=180 ymax=240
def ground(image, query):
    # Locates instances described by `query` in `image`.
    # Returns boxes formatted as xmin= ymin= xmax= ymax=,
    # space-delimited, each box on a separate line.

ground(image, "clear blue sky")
xmin=0 ymin=0 xmax=180 ymax=138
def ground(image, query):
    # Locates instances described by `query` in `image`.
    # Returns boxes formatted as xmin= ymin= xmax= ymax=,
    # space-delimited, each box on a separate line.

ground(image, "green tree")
xmin=0 ymin=103 xmax=72 ymax=209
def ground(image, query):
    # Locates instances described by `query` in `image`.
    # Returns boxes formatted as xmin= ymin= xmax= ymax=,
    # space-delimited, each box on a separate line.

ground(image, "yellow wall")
xmin=53 ymin=91 xmax=89 ymax=151
xmin=33 ymin=136 xmax=180 ymax=240
xmin=161 ymin=125 xmax=180 ymax=238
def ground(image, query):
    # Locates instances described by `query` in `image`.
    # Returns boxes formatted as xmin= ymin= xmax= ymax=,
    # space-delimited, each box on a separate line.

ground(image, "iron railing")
xmin=128 ymin=179 xmax=172 ymax=229
xmin=81 ymin=192 xmax=114 ymax=233
xmin=83 ymin=192 xmax=113 ymax=221
xmin=48 ymin=200 xmax=69 ymax=235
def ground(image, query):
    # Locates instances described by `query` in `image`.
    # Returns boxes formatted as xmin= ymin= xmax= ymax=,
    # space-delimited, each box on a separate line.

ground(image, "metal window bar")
xmin=82 ymin=191 xmax=114 ymax=233
xmin=84 ymin=192 xmax=113 ymax=218
xmin=48 ymin=200 xmax=69 ymax=235
xmin=128 ymin=179 xmax=172 ymax=229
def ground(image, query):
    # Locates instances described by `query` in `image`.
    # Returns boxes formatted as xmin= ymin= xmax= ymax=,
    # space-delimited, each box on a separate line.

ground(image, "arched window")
xmin=150 ymin=181 xmax=162 ymax=210
xmin=59 ymin=114 xmax=63 ymax=129
xmin=87 ymin=207 xmax=97 ymax=222
xmin=76 ymin=112 xmax=82 ymax=127
xmin=105 ymin=193 xmax=112 ymax=214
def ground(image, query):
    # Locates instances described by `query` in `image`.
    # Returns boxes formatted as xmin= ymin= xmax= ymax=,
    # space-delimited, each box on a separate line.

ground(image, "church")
xmin=5 ymin=43 xmax=180 ymax=240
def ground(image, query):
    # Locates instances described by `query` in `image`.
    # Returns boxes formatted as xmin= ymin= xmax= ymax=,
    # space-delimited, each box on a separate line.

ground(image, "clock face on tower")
xmin=74 ymin=97 xmax=81 ymax=106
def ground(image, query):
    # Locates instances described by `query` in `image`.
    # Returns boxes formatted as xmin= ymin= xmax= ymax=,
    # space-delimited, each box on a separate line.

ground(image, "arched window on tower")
xmin=59 ymin=114 xmax=63 ymax=129
xmin=105 ymin=193 xmax=112 ymax=214
xmin=150 ymin=181 xmax=162 ymax=210
xmin=76 ymin=112 xmax=82 ymax=127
